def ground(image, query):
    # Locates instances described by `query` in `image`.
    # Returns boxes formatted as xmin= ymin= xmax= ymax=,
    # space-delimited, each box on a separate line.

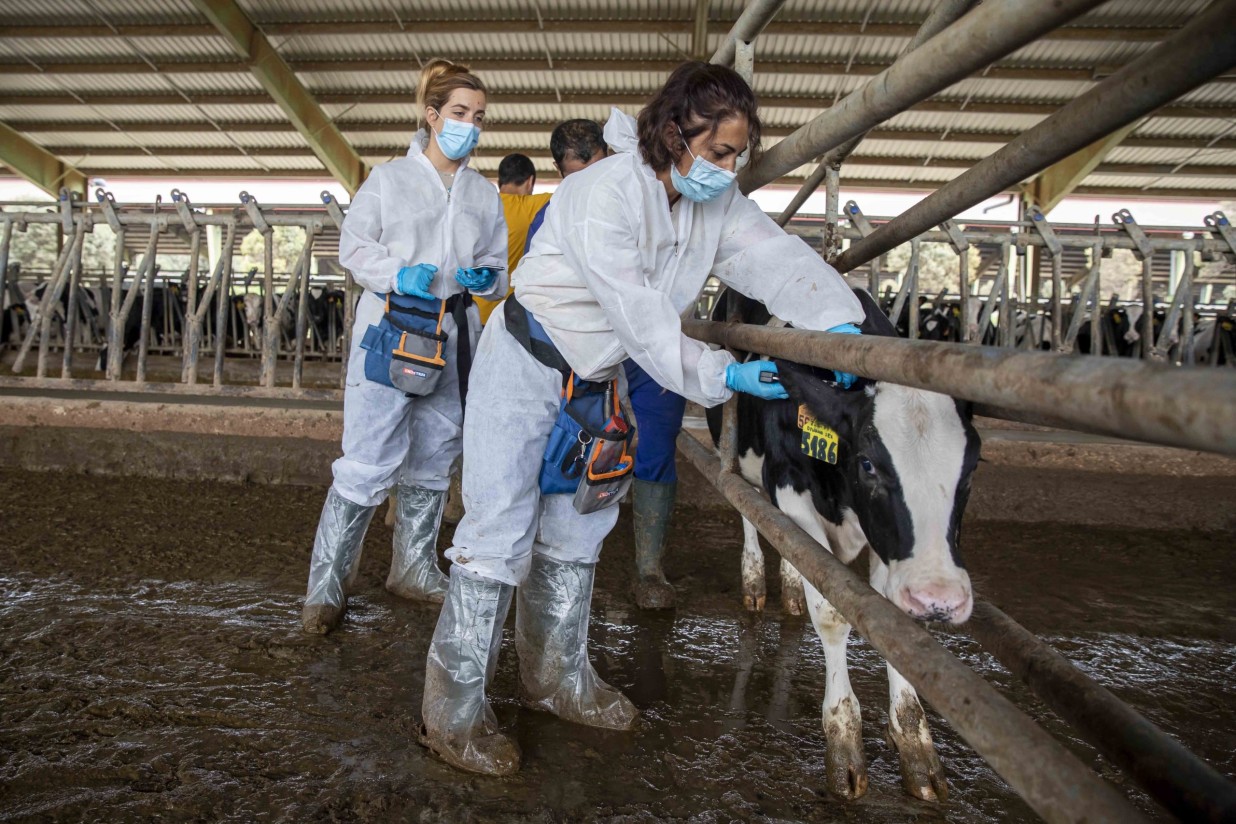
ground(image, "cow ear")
xmin=774 ymin=358 xmax=865 ymax=433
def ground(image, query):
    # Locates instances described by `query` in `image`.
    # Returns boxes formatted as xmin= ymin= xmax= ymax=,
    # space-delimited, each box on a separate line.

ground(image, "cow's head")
xmin=774 ymin=327 xmax=980 ymax=624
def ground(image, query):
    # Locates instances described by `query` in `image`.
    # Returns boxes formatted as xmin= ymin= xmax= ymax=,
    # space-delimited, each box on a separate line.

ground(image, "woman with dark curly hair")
xmin=420 ymin=61 xmax=863 ymax=777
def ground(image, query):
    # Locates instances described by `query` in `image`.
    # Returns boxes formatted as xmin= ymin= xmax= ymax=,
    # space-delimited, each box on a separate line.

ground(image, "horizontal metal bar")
xmin=0 ymin=376 xmax=343 ymax=402
xmin=833 ymin=0 xmax=1236 ymax=272
xmin=675 ymin=432 xmax=1146 ymax=824
xmin=968 ymin=600 xmax=1236 ymax=822
xmin=681 ymin=320 xmax=1236 ymax=456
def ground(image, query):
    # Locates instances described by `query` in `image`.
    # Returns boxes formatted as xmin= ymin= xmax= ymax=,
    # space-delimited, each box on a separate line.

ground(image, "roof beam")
xmin=4 ymin=91 xmax=1231 ymax=120
xmin=47 ymin=145 xmax=1236 ymax=178
xmin=9 ymin=119 xmax=1235 ymax=150
xmin=0 ymin=19 xmax=1176 ymax=41
xmin=2 ymin=57 xmax=1229 ymax=84
xmin=0 ymin=120 xmax=86 ymax=198
xmin=186 ymin=0 xmax=366 ymax=195
xmin=1022 ymin=120 xmax=1143 ymax=212
xmin=8 ymin=164 xmax=1224 ymax=198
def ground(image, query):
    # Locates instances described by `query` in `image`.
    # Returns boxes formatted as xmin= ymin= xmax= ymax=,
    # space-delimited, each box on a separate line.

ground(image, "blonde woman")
xmin=301 ymin=59 xmax=507 ymax=635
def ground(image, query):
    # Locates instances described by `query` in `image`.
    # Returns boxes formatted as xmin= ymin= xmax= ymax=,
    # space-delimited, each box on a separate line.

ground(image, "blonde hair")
xmin=417 ymin=58 xmax=487 ymax=116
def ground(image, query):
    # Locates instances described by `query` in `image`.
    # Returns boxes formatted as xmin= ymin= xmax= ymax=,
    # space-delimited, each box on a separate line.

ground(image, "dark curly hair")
xmin=636 ymin=61 xmax=761 ymax=173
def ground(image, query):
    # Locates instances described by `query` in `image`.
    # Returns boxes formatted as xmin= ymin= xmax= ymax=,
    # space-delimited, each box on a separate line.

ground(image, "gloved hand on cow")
xmin=454 ymin=266 xmax=502 ymax=292
xmin=826 ymin=322 xmax=862 ymax=389
xmin=395 ymin=263 xmax=438 ymax=299
xmin=725 ymin=360 xmax=789 ymax=401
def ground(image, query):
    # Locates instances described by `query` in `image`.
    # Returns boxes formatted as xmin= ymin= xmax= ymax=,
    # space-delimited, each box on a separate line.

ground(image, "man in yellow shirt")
xmin=475 ymin=154 xmax=552 ymax=324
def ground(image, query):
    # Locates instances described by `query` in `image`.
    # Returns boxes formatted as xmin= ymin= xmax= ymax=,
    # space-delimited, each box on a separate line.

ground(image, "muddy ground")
xmin=0 ymin=467 xmax=1233 ymax=822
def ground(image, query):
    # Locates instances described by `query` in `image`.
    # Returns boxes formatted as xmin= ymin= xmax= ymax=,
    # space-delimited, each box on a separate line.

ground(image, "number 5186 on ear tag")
xmin=798 ymin=403 xmax=839 ymax=464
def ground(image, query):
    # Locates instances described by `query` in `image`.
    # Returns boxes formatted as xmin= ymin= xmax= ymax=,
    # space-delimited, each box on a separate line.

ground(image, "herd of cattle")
xmin=881 ymin=289 xmax=1236 ymax=364
xmin=0 ymin=269 xmax=348 ymax=369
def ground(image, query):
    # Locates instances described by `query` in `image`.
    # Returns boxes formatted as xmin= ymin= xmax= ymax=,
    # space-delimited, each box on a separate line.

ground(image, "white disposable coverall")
xmin=514 ymin=108 xmax=864 ymax=408
xmin=448 ymin=109 xmax=864 ymax=585
xmin=333 ymin=131 xmax=508 ymax=507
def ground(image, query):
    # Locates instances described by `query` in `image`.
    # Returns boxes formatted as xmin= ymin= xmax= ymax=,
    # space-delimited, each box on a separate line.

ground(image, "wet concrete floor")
xmin=0 ymin=468 xmax=1233 ymax=822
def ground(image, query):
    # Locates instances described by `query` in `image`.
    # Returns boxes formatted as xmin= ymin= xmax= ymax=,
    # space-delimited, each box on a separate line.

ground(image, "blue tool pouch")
xmin=359 ymin=293 xmax=449 ymax=395
xmin=539 ymin=376 xmax=635 ymax=513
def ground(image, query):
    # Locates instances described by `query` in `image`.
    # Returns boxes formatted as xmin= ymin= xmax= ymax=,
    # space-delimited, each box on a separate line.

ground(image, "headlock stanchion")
xmin=676 ymin=433 xmax=1149 ymax=824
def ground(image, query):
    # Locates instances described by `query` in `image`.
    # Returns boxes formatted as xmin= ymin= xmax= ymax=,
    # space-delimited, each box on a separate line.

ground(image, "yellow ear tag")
xmin=798 ymin=404 xmax=839 ymax=464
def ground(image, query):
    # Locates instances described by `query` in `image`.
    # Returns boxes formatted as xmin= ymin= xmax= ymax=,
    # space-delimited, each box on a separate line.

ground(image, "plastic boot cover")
xmin=303 ymin=488 xmax=377 ymax=634
xmin=422 ymin=565 xmax=520 ymax=776
xmin=632 ymin=479 xmax=677 ymax=610
xmin=386 ymin=484 xmax=449 ymax=603
xmin=516 ymin=554 xmax=639 ymax=730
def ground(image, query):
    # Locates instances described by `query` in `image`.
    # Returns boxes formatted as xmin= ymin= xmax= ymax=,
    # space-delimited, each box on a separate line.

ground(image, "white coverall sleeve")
xmin=469 ymin=193 xmax=509 ymax=298
xmin=338 ymin=169 xmax=404 ymax=294
xmin=711 ymin=193 xmax=865 ymax=331
xmin=564 ymin=184 xmax=735 ymax=408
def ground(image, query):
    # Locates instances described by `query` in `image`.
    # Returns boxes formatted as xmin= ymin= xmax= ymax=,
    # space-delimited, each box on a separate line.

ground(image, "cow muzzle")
xmin=893 ymin=576 xmax=973 ymax=625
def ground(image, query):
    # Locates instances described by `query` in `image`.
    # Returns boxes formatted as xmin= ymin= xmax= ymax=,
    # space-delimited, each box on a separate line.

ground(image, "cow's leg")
xmin=779 ymin=556 xmax=805 ymax=616
xmin=870 ymin=554 xmax=948 ymax=801
xmin=774 ymin=485 xmax=867 ymax=799
xmin=803 ymin=577 xmax=867 ymax=800
xmin=740 ymin=516 xmax=766 ymax=612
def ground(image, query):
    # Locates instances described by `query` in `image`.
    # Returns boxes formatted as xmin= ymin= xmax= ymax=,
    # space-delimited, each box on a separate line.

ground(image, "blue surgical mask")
xmin=670 ymin=127 xmax=737 ymax=203
xmin=430 ymin=110 xmax=480 ymax=160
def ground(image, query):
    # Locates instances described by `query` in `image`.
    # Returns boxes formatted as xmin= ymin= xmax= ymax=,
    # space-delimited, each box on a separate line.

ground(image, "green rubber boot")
xmin=632 ymin=479 xmax=677 ymax=610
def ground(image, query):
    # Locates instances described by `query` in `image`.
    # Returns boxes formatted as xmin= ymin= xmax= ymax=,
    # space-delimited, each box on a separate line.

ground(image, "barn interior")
xmin=1 ymin=1 xmax=1234 ymax=821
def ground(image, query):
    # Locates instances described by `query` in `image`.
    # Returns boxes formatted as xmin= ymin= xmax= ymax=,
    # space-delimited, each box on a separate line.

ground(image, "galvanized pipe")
xmin=259 ymin=229 xmax=276 ymax=387
xmin=292 ymin=227 xmax=316 ymax=389
xmin=675 ymin=432 xmax=1147 ymax=824
xmin=709 ymin=0 xmax=786 ymax=67
xmin=0 ymin=219 xmax=13 ymax=347
xmin=340 ymin=271 xmax=355 ymax=389
xmin=968 ymin=600 xmax=1236 ymax=822
xmin=1140 ymin=256 xmax=1154 ymax=359
xmin=681 ymin=319 xmax=1236 ymax=456
xmin=834 ymin=0 xmax=1236 ymax=271
xmin=738 ymin=0 xmax=1106 ymax=193
xmin=109 ymin=228 xmax=156 ymax=381
xmin=179 ymin=229 xmax=203 ymax=382
xmin=59 ymin=238 xmax=84 ymax=378
xmin=134 ymin=234 xmax=160 ymax=383
xmin=212 ymin=239 xmax=235 ymax=388
xmin=1050 ymin=253 xmax=1063 ymax=350
xmin=31 ymin=221 xmax=85 ymax=378
xmin=773 ymin=0 xmax=976 ymax=227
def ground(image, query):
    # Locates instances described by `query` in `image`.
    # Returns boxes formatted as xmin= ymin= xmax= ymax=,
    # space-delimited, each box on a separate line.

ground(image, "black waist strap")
xmin=504 ymin=294 xmax=570 ymax=376
xmin=448 ymin=292 xmax=474 ymax=415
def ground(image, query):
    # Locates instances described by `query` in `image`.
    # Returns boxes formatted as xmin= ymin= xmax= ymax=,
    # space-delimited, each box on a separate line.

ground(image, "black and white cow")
xmin=709 ymin=288 xmax=981 ymax=802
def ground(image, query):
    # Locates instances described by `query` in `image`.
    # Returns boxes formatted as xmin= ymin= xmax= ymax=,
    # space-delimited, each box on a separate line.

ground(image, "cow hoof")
xmin=301 ymin=603 xmax=343 ymax=635
xmin=781 ymin=590 xmax=806 ymax=616
xmin=824 ymin=744 xmax=868 ymax=800
xmin=743 ymin=594 xmax=766 ymax=612
xmin=633 ymin=575 xmax=675 ymax=610
xmin=884 ymin=722 xmax=948 ymax=802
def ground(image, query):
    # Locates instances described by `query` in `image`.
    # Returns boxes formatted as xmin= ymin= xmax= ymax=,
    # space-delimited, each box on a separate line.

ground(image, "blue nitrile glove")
xmin=454 ymin=265 xmax=499 ymax=292
xmin=827 ymin=322 xmax=862 ymax=389
xmin=725 ymin=360 xmax=789 ymax=401
xmin=395 ymin=263 xmax=438 ymax=299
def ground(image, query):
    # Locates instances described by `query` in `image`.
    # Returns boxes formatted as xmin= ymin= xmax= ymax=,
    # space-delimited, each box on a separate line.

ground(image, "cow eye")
xmin=858 ymin=456 xmax=876 ymax=475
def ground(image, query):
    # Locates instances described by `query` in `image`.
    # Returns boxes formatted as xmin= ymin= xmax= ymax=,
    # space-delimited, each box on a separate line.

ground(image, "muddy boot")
xmin=302 ymin=488 xmax=377 ymax=635
xmin=443 ymin=471 xmax=465 ymax=525
xmin=516 ymin=554 xmax=639 ymax=730
xmin=421 ymin=566 xmax=520 ymax=776
xmin=386 ymin=484 xmax=449 ymax=603
xmin=632 ymin=479 xmax=676 ymax=610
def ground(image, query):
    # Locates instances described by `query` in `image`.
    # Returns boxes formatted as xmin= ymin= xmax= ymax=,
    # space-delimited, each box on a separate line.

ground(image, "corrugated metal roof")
xmin=1 ymin=0 xmax=1232 ymax=199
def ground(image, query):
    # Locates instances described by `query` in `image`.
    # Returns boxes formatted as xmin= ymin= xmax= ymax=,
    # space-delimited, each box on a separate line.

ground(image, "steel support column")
xmin=1023 ymin=121 xmax=1143 ymax=213
xmin=835 ymin=0 xmax=1236 ymax=272
xmin=0 ymin=121 xmax=86 ymax=199
xmin=737 ymin=0 xmax=1106 ymax=193
xmin=189 ymin=0 xmax=367 ymax=195
xmin=709 ymin=0 xmax=786 ymax=67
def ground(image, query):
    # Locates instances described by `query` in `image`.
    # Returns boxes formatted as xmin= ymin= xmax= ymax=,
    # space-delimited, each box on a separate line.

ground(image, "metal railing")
xmin=1 ymin=189 xmax=352 ymax=399
xmin=701 ymin=3 xmax=1236 ymax=822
